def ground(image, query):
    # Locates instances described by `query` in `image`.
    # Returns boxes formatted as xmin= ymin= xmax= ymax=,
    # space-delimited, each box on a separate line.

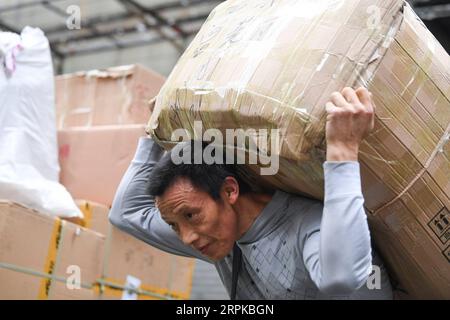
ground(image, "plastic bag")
xmin=0 ymin=26 xmax=82 ymax=218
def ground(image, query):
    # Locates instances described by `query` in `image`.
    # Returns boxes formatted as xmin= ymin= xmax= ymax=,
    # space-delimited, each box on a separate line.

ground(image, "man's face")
xmin=156 ymin=178 xmax=238 ymax=261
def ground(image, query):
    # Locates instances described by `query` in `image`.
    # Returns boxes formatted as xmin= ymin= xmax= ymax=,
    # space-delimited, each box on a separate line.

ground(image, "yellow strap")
xmin=186 ymin=260 xmax=196 ymax=299
xmin=47 ymin=220 xmax=67 ymax=299
xmin=77 ymin=201 xmax=93 ymax=228
xmin=38 ymin=218 xmax=63 ymax=300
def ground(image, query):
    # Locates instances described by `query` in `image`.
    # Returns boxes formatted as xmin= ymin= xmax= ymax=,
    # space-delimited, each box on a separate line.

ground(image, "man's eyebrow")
xmin=173 ymin=204 xmax=193 ymax=215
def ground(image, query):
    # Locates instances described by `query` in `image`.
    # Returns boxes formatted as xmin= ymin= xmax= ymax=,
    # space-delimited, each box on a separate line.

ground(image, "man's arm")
xmin=300 ymin=87 xmax=376 ymax=295
xmin=109 ymin=136 xmax=210 ymax=261
xmin=300 ymin=161 xmax=372 ymax=296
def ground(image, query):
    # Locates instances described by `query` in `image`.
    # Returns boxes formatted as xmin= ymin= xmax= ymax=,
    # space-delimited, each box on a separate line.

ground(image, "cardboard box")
xmin=0 ymin=201 xmax=104 ymax=299
xmin=55 ymin=64 xmax=165 ymax=129
xmin=72 ymin=200 xmax=196 ymax=300
xmin=0 ymin=200 xmax=195 ymax=300
xmin=148 ymin=0 xmax=450 ymax=298
xmin=58 ymin=125 xmax=147 ymax=207
xmin=99 ymin=226 xmax=196 ymax=300
xmin=75 ymin=199 xmax=111 ymax=235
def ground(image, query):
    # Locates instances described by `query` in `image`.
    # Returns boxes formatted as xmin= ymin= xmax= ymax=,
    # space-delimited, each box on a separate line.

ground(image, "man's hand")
xmin=325 ymin=87 xmax=375 ymax=162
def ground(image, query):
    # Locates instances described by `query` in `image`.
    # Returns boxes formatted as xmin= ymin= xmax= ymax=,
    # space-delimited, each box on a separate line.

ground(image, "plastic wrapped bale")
xmin=147 ymin=0 xmax=450 ymax=299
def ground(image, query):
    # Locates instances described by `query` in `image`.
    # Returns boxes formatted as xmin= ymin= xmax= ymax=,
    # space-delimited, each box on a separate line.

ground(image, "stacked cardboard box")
xmin=148 ymin=0 xmax=450 ymax=298
xmin=77 ymin=200 xmax=195 ymax=300
xmin=58 ymin=125 xmax=146 ymax=206
xmin=52 ymin=64 xmax=195 ymax=300
xmin=55 ymin=64 xmax=165 ymax=207
xmin=55 ymin=64 xmax=165 ymax=129
xmin=0 ymin=200 xmax=195 ymax=300
xmin=0 ymin=201 xmax=104 ymax=300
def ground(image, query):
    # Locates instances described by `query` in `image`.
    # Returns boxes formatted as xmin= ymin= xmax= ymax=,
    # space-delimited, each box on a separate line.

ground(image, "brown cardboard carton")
xmin=58 ymin=125 xmax=147 ymax=207
xmin=0 ymin=201 xmax=104 ymax=299
xmin=55 ymin=64 xmax=165 ymax=129
xmin=99 ymin=225 xmax=195 ymax=300
xmin=147 ymin=0 xmax=450 ymax=298
xmin=75 ymin=199 xmax=111 ymax=235
xmin=70 ymin=200 xmax=196 ymax=300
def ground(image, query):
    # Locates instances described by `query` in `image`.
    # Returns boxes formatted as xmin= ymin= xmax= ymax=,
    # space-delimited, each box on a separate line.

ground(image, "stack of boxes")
xmin=0 ymin=64 xmax=196 ymax=300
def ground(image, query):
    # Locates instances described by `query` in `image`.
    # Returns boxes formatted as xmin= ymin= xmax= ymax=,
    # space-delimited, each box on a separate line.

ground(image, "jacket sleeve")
xmin=300 ymin=162 xmax=373 ymax=296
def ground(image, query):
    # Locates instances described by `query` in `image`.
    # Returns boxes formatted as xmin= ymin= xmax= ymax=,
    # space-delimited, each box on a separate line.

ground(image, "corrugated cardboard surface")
xmin=55 ymin=64 xmax=165 ymax=129
xmin=75 ymin=199 xmax=111 ymax=235
xmin=147 ymin=0 xmax=450 ymax=298
xmin=0 ymin=201 xmax=196 ymax=300
xmin=74 ymin=200 xmax=196 ymax=300
xmin=0 ymin=201 xmax=104 ymax=299
xmin=58 ymin=125 xmax=147 ymax=207
xmin=100 ymin=226 xmax=195 ymax=300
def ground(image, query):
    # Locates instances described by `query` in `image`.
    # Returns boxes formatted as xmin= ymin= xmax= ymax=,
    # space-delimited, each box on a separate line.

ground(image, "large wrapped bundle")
xmin=148 ymin=0 xmax=450 ymax=298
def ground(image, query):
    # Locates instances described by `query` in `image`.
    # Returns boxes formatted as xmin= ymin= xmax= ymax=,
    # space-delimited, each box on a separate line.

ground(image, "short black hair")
xmin=147 ymin=140 xmax=252 ymax=200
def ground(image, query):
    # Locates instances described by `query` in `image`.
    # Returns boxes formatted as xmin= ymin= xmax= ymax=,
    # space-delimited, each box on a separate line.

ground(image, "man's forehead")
xmin=162 ymin=177 xmax=213 ymax=201
xmin=165 ymin=177 xmax=196 ymax=194
xmin=155 ymin=182 xmax=202 ymax=214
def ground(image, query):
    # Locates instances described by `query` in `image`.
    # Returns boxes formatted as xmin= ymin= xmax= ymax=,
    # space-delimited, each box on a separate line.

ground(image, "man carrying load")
xmin=109 ymin=87 xmax=393 ymax=299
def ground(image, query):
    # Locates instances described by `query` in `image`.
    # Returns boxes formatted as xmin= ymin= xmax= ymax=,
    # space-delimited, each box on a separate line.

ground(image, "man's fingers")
xmin=342 ymin=87 xmax=359 ymax=104
xmin=355 ymin=87 xmax=374 ymax=113
xmin=330 ymin=91 xmax=348 ymax=108
xmin=325 ymin=101 xmax=339 ymax=114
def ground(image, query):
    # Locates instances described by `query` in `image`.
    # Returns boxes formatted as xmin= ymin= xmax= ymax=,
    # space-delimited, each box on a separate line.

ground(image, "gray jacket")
xmin=109 ymin=137 xmax=393 ymax=299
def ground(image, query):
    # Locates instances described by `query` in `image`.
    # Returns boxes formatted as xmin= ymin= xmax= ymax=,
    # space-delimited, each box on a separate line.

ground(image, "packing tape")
xmin=38 ymin=218 xmax=63 ymax=299
xmin=186 ymin=260 xmax=196 ymax=299
xmin=46 ymin=220 xmax=70 ymax=299
xmin=374 ymin=123 xmax=450 ymax=215
xmin=77 ymin=201 xmax=93 ymax=229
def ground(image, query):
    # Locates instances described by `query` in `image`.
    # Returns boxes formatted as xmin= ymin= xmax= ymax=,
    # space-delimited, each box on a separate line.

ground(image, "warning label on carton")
xmin=428 ymin=207 xmax=450 ymax=245
xmin=443 ymin=246 xmax=450 ymax=263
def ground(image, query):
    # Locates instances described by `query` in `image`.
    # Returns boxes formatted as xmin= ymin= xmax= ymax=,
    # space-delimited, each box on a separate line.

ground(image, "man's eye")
xmin=185 ymin=212 xmax=199 ymax=221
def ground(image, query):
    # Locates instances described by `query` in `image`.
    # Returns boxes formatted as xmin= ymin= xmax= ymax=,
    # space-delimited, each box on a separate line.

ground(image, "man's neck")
xmin=233 ymin=191 xmax=275 ymax=240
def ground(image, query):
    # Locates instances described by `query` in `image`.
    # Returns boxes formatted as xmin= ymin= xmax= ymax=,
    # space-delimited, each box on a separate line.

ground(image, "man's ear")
xmin=221 ymin=177 xmax=239 ymax=205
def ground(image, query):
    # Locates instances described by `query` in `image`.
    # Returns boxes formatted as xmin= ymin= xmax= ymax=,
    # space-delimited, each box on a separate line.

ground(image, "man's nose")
xmin=179 ymin=227 xmax=199 ymax=246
